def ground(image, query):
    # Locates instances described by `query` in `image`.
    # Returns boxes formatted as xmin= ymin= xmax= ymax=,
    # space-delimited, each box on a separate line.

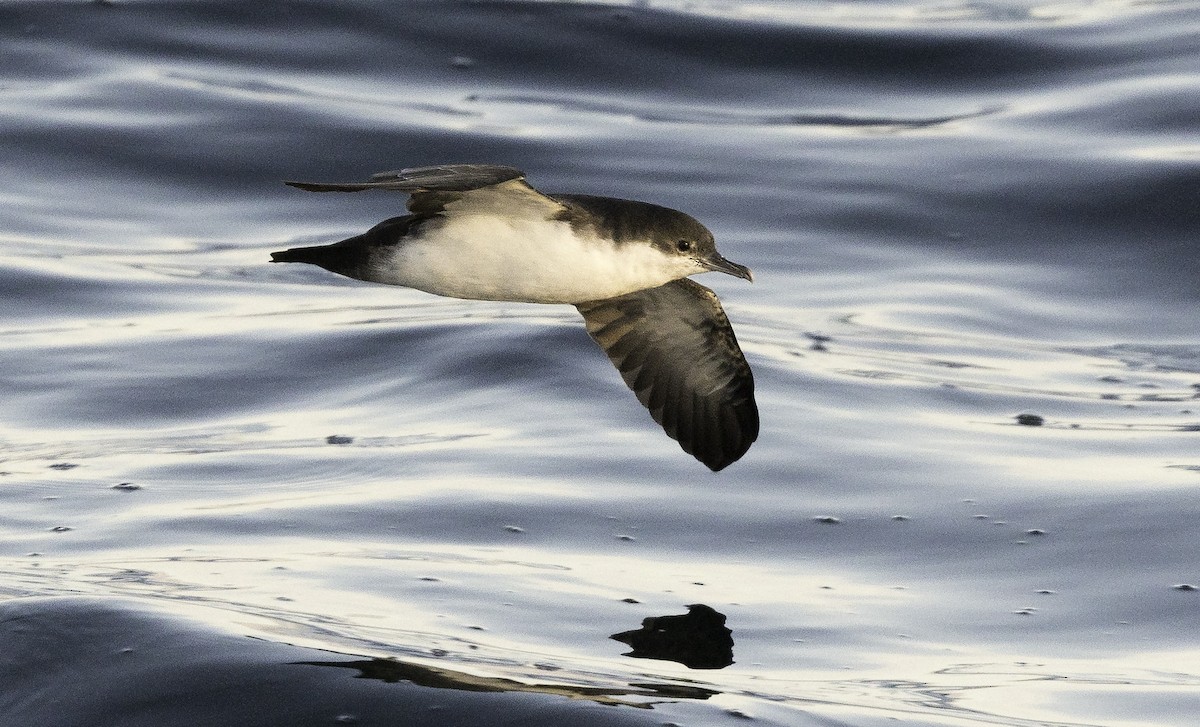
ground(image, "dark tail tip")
xmin=268 ymin=242 xmax=371 ymax=280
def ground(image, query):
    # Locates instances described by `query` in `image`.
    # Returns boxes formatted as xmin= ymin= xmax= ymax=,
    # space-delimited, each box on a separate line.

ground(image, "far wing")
xmin=284 ymin=164 xmax=524 ymax=193
xmin=284 ymin=164 xmax=564 ymax=218
xmin=576 ymin=279 xmax=758 ymax=471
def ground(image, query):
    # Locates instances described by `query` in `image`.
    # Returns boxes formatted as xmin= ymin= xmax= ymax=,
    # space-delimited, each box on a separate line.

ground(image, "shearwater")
xmin=271 ymin=164 xmax=758 ymax=471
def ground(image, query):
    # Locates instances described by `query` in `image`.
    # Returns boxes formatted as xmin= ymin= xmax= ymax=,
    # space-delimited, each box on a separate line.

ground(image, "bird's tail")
xmin=270 ymin=215 xmax=416 ymax=279
xmin=270 ymin=246 xmax=322 ymax=264
xmin=269 ymin=240 xmax=373 ymax=280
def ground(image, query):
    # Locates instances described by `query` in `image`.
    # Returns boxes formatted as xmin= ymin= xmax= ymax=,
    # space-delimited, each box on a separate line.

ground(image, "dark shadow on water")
xmin=297 ymin=656 xmax=719 ymax=704
xmin=611 ymin=604 xmax=735 ymax=670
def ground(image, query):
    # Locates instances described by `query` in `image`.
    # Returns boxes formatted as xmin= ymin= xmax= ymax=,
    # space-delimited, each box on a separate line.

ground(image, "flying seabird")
xmin=271 ymin=164 xmax=757 ymax=470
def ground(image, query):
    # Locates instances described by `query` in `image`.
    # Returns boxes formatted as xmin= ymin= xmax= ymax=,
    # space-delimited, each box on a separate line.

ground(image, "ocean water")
xmin=2 ymin=0 xmax=1199 ymax=725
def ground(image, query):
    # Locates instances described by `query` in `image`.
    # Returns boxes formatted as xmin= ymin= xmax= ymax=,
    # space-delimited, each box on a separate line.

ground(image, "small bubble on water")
xmin=616 ymin=534 xmax=636 ymax=541
xmin=1172 ymin=583 xmax=1197 ymax=591
xmin=502 ymin=525 xmax=525 ymax=534
xmin=49 ymin=525 xmax=73 ymax=532
xmin=325 ymin=434 xmax=353 ymax=445
xmin=111 ymin=482 xmax=141 ymax=491
xmin=334 ymin=715 xmax=359 ymax=724
xmin=1025 ymin=528 xmax=1047 ymax=536
xmin=891 ymin=514 xmax=910 ymax=521
xmin=449 ymin=55 xmax=475 ymax=69
xmin=812 ymin=515 xmax=841 ymax=524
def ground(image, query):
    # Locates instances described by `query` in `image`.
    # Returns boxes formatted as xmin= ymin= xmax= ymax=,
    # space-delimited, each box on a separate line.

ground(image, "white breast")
xmin=370 ymin=215 xmax=686 ymax=304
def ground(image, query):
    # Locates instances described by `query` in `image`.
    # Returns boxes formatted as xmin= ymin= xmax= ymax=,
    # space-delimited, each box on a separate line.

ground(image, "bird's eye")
xmin=676 ymin=240 xmax=692 ymax=252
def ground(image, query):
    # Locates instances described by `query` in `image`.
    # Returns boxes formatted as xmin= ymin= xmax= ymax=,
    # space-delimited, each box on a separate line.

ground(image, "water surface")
xmin=2 ymin=1 xmax=1200 ymax=725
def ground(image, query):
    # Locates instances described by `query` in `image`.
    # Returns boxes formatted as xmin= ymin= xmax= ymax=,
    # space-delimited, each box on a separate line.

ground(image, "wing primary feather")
xmin=576 ymin=279 xmax=757 ymax=471
xmin=284 ymin=164 xmax=525 ymax=195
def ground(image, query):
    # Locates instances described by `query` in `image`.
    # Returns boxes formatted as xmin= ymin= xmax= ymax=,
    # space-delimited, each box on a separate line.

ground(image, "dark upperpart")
xmin=270 ymin=215 xmax=415 ymax=280
xmin=551 ymin=194 xmax=713 ymax=249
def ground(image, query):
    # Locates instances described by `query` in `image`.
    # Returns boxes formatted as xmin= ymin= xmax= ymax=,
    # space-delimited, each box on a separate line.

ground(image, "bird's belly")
xmin=372 ymin=217 xmax=676 ymax=304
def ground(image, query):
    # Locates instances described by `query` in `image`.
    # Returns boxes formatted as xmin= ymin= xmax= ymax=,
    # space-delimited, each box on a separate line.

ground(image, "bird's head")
xmin=648 ymin=208 xmax=753 ymax=283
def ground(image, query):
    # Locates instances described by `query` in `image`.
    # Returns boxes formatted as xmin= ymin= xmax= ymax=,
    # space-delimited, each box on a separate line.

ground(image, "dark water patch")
xmin=0 ymin=261 xmax=180 ymax=319
xmin=0 ymin=597 xmax=793 ymax=727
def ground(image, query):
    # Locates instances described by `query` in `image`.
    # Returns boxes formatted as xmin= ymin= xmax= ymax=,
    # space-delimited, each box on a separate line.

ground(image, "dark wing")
xmin=284 ymin=164 xmax=524 ymax=193
xmin=576 ymin=279 xmax=758 ymax=471
xmin=284 ymin=164 xmax=564 ymax=218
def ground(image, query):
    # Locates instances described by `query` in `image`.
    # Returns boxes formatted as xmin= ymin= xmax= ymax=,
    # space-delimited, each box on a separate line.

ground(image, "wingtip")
xmin=284 ymin=180 xmax=377 ymax=193
xmin=696 ymin=440 xmax=754 ymax=472
xmin=283 ymin=180 xmax=330 ymax=192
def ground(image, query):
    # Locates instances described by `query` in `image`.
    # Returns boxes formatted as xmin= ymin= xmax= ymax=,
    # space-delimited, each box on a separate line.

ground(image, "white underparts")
xmin=369 ymin=215 xmax=697 ymax=304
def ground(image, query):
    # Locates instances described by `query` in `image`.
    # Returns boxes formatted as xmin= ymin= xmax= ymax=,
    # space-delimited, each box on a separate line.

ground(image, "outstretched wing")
xmin=284 ymin=164 xmax=563 ymax=218
xmin=284 ymin=164 xmax=524 ymax=193
xmin=576 ymin=278 xmax=758 ymax=471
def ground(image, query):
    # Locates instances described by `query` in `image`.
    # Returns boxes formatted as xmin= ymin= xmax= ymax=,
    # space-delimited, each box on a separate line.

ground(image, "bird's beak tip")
xmin=704 ymin=254 xmax=754 ymax=283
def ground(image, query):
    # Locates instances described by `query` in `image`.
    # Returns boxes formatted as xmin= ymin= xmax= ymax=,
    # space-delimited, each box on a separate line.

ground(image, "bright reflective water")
xmin=2 ymin=1 xmax=1199 ymax=725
